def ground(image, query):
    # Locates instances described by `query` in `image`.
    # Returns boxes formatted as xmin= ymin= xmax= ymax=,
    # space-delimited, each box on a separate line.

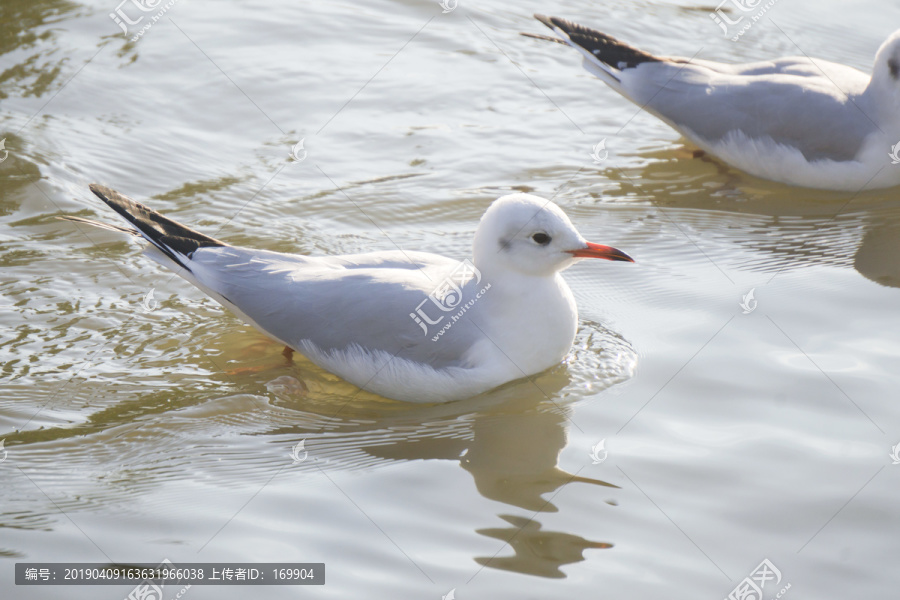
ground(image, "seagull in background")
xmin=61 ymin=185 xmax=633 ymax=403
xmin=525 ymin=14 xmax=900 ymax=191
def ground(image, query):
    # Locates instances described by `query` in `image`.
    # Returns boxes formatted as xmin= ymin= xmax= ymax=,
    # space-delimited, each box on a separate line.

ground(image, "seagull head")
xmin=871 ymin=30 xmax=900 ymax=100
xmin=472 ymin=193 xmax=633 ymax=278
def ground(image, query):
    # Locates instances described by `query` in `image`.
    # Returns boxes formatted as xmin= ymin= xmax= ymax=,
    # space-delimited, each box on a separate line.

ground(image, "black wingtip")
xmin=89 ymin=183 xmax=142 ymax=224
xmin=534 ymin=14 xmax=571 ymax=33
xmin=87 ymin=183 xmax=228 ymax=271
xmin=519 ymin=13 xmax=569 ymax=46
xmin=530 ymin=14 xmax=662 ymax=71
xmin=534 ymin=13 xmax=553 ymax=27
xmin=89 ymin=183 xmax=127 ymax=211
xmin=525 ymin=15 xmax=583 ymax=46
xmin=89 ymin=183 xmax=107 ymax=198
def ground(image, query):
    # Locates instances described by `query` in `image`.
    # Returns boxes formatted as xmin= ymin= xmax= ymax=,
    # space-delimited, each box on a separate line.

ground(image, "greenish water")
xmin=1 ymin=0 xmax=898 ymax=598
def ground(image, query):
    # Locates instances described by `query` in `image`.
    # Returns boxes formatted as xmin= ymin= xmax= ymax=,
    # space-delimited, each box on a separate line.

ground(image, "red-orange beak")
xmin=567 ymin=242 xmax=634 ymax=262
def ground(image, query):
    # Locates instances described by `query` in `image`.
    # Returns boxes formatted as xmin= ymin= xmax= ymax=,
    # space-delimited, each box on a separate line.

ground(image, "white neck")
xmin=473 ymin=270 xmax=579 ymax=378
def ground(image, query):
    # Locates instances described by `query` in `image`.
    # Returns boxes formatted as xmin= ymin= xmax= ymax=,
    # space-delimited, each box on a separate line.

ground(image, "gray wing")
xmin=186 ymin=247 xmax=488 ymax=369
xmin=71 ymin=185 xmax=490 ymax=370
xmin=619 ymin=58 xmax=876 ymax=161
xmin=530 ymin=15 xmax=877 ymax=161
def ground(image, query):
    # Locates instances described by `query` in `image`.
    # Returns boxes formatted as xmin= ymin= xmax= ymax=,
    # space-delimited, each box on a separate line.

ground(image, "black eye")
xmin=890 ymin=58 xmax=900 ymax=79
xmin=532 ymin=232 xmax=551 ymax=245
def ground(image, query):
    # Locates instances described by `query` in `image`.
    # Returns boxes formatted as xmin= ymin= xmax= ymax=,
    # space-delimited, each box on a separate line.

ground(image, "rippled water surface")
xmin=2 ymin=0 xmax=900 ymax=598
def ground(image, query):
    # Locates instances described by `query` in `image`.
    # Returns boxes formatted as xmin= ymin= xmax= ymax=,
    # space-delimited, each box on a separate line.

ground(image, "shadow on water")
xmin=596 ymin=143 xmax=900 ymax=287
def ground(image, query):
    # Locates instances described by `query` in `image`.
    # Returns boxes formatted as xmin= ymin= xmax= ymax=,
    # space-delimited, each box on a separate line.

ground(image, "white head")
xmin=472 ymin=193 xmax=633 ymax=278
xmin=870 ymin=30 xmax=900 ymax=111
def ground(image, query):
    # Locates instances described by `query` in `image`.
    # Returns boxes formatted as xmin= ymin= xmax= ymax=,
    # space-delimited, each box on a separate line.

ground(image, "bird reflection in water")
xmin=358 ymin=360 xmax=620 ymax=578
xmin=459 ymin=385 xmax=616 ymax=577
xmin=475 ymin=515 xmax=612 ymax=579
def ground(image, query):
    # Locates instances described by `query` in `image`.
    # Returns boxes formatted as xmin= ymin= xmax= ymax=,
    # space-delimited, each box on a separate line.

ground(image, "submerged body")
xmin=528 ymin=15 xmax=900 ymax=190
xmin=64 ymin=185 xmax=633 ymax=403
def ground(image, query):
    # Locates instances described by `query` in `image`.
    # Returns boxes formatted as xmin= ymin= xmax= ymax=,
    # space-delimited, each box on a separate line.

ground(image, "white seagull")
xmin=63 ymin=185 xmax=633 ymax=403
xmin=526 ymin=15 xmax=900 ymax=191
